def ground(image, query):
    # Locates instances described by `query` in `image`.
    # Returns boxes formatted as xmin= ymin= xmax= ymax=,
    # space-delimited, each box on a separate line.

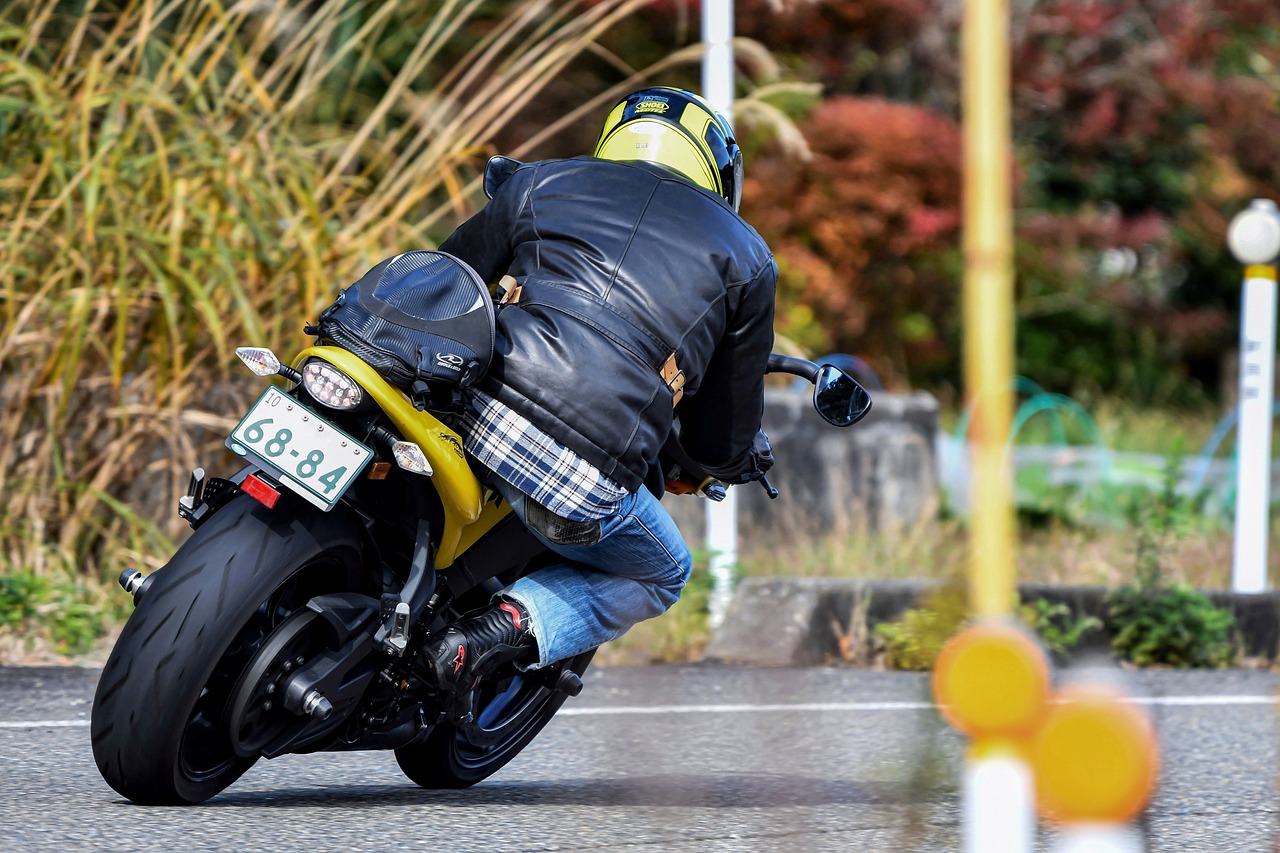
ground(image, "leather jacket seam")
xmin=525 ymin=161 xmax=543 ymax=263
xmin=605 ymin=181 xmax=662 ymax=301
xmin=527 ymin=282 xmax=674 ymax=367
xmin=518 ymin=298 xmax=654 ymax=368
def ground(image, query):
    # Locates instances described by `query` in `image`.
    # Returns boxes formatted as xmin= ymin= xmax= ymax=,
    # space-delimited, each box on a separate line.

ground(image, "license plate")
xmin=226 ymin=386 xmax=372 ymax=511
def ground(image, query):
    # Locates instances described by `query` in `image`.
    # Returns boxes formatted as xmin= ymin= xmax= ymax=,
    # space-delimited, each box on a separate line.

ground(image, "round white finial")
xmin=1227 ymin=199 xmax=1280 ymax=265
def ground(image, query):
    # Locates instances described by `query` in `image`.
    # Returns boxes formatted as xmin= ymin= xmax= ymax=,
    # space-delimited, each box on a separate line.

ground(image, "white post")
xmin=707 ymin=486 xmax=738 ymax=628
xmin=1052 ymin=825 xmax=1144 ymax=853
xmin=1227 ymin=200 xmax=1280 ymax=594
xmin=963 ymin=752 xmax=1034 ymax=853
xmin=701 ymin=0 xmax=734 ymax=120
xmin=702 ymin=0 xmax=738 ymax=627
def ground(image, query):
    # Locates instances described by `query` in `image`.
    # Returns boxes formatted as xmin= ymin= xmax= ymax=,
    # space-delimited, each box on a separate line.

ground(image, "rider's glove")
xmin=702 ymin=429 xmax=774 ymax=485
xmin=749 ymin=429 xmax=774 ymax=480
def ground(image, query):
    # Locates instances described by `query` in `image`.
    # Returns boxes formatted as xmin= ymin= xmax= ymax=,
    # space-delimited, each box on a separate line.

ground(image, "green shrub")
xmin=1108 ymin=582 xmax=1237 ymax=668
xmin=874 ymin=585 xmax=968 ymax=671
xmin=1105 ymin=450 xmax=1239 ymax=667
xmin=47 ymin=596 xmax=106 ymax=657
xmin=1018 ymin=597 xmax=1102 ymax=659
xmin=0 ymin=571 xmax=47 ymax=629
xmin=0 ymin=569 xmax=113 ymax=656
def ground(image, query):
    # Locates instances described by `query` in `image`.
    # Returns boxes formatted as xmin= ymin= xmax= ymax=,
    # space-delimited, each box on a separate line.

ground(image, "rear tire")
xmin=395 ymin=649 xmax=595 ymax=788
xmin=91 ymin=494 xmax=368 ymax=804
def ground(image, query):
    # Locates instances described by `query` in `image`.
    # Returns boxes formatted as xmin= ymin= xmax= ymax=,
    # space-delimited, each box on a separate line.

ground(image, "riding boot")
xmin=423 ymin=600 xmax=537 ymax=704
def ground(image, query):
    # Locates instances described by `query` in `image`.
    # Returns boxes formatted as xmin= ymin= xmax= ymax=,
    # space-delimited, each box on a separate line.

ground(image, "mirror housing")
xmin=813 ymin=365 xmax=872 ymax=427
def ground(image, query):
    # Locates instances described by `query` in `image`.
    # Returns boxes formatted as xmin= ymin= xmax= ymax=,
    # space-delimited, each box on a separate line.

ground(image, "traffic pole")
xmin=1226 ymin=199 xmax=1280 ymax=593
xmin=706 ymin=485 xmax=738 ymax=628
xmin=702 ymin=0 xmax=737 ymax=627
xmin=934 ymin=624 xmax=1049 ymax=853
xmin=701 ymin=0 xmax=734 ymax=119
xmin=963 ymin=0 xmax=1015 ymax=620
xmin=947 ymin=0 xmax=1026 ymax=846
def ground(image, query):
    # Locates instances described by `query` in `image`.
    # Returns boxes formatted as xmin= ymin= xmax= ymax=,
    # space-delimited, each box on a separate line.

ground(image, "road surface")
xmin=0 ymin=664 xmax=1274 ymax=851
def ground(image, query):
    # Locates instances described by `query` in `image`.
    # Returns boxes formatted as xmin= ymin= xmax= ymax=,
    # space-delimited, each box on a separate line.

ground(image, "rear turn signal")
xmin=235 ymin=347 xmax=284 ymax=377
xmin=391 ymin=441 xmax=433 ymax=476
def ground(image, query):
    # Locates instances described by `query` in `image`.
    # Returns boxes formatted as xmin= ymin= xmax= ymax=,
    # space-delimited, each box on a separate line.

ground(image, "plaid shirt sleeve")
xmin=457 ymin=389 xmax=628 ymax=522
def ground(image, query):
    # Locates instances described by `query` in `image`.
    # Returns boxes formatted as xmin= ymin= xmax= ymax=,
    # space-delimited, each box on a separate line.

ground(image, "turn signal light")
xmin=235 ymin=347 xmax=284 ymax=377
xmin=391 ymin=441 xmax=433 ymax=476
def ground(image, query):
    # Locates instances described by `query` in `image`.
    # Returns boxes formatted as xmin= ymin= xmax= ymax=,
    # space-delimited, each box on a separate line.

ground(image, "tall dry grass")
xmin=0 ymin=0 xmax=790 ymax=600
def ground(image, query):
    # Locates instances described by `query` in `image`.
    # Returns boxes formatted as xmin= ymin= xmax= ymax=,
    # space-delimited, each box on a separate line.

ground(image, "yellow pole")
xmin=963 ymin=0 xmax=1015 ymax=619
xmin=946 ymin=11 xmax=1024 ymax=843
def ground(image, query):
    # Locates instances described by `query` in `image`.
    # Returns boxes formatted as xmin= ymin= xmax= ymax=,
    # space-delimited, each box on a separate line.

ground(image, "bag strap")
xmin=497 ymin=274 xmax=522 ymax=306
xmin=661 ymin=352 xmax=686 ymax=407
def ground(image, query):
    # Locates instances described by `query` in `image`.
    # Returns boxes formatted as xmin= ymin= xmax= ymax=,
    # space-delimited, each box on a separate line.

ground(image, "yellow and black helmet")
xmin=594 ymin=87 xmax=744 ymax=212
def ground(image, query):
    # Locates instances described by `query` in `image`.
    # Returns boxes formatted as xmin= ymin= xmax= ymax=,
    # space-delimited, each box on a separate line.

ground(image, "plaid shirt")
xmin=457 ymin=389 xmax=627 ymax=521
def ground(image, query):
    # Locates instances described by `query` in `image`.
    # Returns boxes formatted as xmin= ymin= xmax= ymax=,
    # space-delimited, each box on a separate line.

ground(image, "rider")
xmin=424 ymin=87 xmax=777 ymax=696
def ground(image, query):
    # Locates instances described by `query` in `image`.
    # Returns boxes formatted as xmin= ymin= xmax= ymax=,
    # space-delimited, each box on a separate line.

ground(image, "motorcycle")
xmin=90 ymin=338 xmax=871 ymax=805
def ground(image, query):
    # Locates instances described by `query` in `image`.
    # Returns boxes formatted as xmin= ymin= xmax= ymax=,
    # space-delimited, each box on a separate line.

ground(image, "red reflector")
xmin=242 ymin=473 xmax=281 ymax=509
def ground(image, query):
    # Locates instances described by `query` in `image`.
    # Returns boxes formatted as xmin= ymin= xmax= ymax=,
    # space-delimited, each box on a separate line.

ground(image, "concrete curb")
xmin=703 ymin=577 xmax=1280 ymax=667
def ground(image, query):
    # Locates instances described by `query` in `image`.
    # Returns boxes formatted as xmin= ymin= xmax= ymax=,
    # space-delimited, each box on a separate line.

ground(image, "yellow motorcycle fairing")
xmin=291 ymin=346 xmax=510 ymax=568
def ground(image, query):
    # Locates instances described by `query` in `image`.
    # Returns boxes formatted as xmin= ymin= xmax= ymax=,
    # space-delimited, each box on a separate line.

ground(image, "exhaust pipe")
xmin=118 ymin=569 xmax=156 ymax=605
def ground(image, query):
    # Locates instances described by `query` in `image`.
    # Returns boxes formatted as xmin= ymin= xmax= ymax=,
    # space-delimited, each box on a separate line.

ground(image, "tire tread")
xmin=91 ymin=494 xmax=365 ymax=805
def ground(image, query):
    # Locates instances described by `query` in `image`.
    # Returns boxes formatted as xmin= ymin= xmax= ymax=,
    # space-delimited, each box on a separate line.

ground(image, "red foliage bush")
xmin=744 ymin=96 xmax=961 ymax=384
xmin=586 ymin=0 xmax=1280 ymax=398
xmin=739 ymin=0 xmax=1280 ymax=398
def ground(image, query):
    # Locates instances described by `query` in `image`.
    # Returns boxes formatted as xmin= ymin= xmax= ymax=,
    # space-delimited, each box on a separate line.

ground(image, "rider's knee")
xmin=653 ymin=542 xmax=693 ymax=612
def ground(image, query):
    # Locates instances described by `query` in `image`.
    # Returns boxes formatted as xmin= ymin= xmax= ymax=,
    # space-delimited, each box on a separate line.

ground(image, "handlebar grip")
xmin=765 ymin=354 xmax=821 ymax=382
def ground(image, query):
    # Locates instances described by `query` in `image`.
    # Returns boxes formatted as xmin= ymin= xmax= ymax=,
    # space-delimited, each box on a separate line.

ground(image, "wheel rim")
xmin=176 ymin=556 xmax=355 ymax=784
xmin=226 ymin=610 xmax=333 ymax=757
xmin=450 ymin=670 xmax=560 ymax=769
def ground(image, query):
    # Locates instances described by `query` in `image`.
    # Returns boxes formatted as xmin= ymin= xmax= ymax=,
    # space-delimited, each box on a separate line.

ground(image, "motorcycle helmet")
xmin=593 ymin=87 xmax=744 ymax=212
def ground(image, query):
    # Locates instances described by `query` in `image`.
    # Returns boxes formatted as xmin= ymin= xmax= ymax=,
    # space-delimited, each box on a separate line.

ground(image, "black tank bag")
xmin=310 ymin=250 xmax=495 ymax=410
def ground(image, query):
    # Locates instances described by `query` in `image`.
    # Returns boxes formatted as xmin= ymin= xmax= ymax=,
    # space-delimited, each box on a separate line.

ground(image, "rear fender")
xmin=291 ymin=346 xmax=493 ymax=567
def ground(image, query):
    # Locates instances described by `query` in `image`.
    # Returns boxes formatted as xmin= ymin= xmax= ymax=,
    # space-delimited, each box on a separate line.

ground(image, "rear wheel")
xmin=395 ymin=648 xmax=595 ymax=788
xmin=91 ymin=494 xmax=369 ymax=804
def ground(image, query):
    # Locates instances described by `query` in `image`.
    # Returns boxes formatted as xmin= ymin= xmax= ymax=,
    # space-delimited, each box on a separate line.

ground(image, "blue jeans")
xmin=491 ymin=478 xmax=693 ymax=668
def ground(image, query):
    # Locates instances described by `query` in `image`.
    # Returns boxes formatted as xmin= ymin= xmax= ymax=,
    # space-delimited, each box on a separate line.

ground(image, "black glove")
xmin=746 ymin=429 xmax=774 ymax=482
xmin=702 ymin=429 xmax=773 ymax=485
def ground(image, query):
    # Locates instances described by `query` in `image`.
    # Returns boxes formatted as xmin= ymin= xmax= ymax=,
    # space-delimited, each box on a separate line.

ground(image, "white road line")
xmin=559 ymin=694 xmax=1278 ymax=717
xmin=558 ymin=701 xmax=934 ymax=716
xmin=1 ymin=694 xmax=1274 ymax=729
xmin=1133 ymin=695 xmax=1278 ymax=707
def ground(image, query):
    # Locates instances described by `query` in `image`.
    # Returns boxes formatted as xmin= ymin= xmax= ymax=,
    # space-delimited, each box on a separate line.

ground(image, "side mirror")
xmin=813 ymin=365 xmax=872 ymax=427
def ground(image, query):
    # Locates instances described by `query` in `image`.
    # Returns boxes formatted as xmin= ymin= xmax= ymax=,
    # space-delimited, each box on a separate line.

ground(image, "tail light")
xmin=302 ymin=361 xmax=363 ymax=410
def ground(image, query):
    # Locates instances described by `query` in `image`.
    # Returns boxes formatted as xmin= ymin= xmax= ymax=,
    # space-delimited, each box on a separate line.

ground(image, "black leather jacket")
xmin=439 ymin=156 xmax=777 ymax=493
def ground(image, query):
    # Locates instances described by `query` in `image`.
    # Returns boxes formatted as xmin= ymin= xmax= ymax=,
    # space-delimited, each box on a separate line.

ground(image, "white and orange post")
xmin=1226 ymin=200 xmax=1280 ymax=594
xmin=1030 ymin=680 xmax=1159 ymax=853
xmin=934 ymin=624 xmax=1049 ymax=853
xmin=941 ymin=0 xmax=1038 ymax=846
xmin=939 ymin=0 xmax=1161 ymax=849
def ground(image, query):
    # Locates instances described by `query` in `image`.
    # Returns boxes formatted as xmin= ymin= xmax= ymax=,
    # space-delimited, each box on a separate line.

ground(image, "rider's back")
xmin=440 ymin=156 xmax=777 ymax=492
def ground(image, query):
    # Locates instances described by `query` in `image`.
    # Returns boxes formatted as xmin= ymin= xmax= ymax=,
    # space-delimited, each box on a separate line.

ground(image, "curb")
xmin=703 ymin=577 xmax=1280 ymax=667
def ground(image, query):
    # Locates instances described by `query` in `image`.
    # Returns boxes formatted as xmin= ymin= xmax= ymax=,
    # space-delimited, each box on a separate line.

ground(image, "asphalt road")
xmin=0 ymin=664 xmax=1275 ymax=852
